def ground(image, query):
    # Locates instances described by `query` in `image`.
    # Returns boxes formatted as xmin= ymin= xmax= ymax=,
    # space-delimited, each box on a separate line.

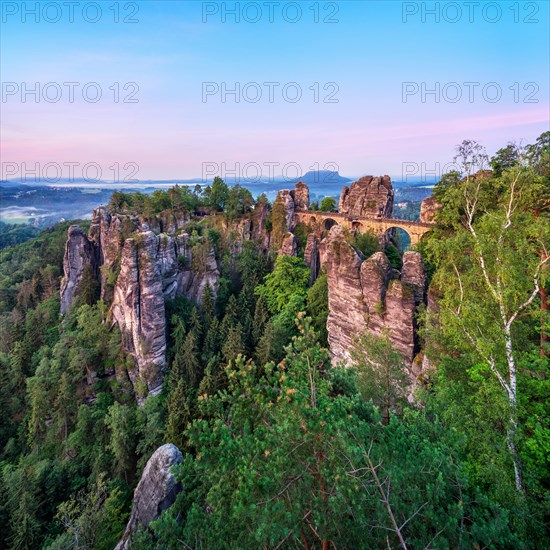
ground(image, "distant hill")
xmin=285 ymin=170 xmax=352 ymax=186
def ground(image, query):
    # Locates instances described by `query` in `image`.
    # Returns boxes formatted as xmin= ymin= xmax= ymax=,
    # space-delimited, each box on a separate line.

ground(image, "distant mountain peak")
xmin=288 ymin=170 xmax=352 ymax=186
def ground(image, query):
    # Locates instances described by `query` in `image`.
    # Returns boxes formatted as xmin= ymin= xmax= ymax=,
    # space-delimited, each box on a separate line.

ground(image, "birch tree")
xmin=429 ymin=141 xmax=549 ymax=493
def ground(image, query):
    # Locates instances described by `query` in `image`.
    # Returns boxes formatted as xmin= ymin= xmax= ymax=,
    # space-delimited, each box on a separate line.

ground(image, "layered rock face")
xmin=275 ymin=182 xmax=312 ymax=233
xmin=401 ymin=251 xmax=427 ymax=306
xmin=111 ymin=232 xmax=167 ymax=396
xmin=276 ymin=189 xmax=296 ymax=232
xmin=420 ymin=196 xmax=442 ymax=223
xmin=60 ymin=226 xmax=98 ymax=315
xmin=280 ymin=232 xmax=298 ymax=256
xmin=115 ymin=444 xmax=183 ymax=550
xmin=88 ymin=208 xmax=127 ymax=302
xmin=304 ymin=233 xmax=320 ymax=284
xmin=174 ymin=234 xmax=220 ymax=303
xmin=60 ymin=209 xmax=221 ymax=399
xmin=291 ymin=181 xmax=310 ymax=210
xmin=326 ymin=226 xmax=425 ymax=377
xmin=339 ymin=175 xmax=394 ymax=218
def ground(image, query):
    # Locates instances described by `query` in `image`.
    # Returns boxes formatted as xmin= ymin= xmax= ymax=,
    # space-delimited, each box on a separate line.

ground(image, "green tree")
xmin=270 ymin=194 xmax=288 ymax=250
xmin=252 ymin=295 xmax=269 ymax=347
xmin=209 ymin=176 xmax=229 ymax=211
xmin=320 ymin=196 xmax=336 ymax=212
xmin=222 ymin=324 xmax=245 ymax=364
xmin=225 ymin=184 xmax=254 ymax=221
xmin=354 ymin=231 xmax=379 ymax=258
xmin=8 ymin=469 xmax=41 ymax=550
xmin=182 ymin=331 xmax=201 ymax=388
xmin=165 ymin=379 xmax=194 ymax=449
xmin=491 ymin=143 xmax=520 ymax=177
xmin=105 ymin=403 xmax=136 ymax=481
xmin=350 ymin=330 xmax=409 ymax=424
xmin=147 ymin=316 xmax=514 ymax=549
xmin=306 ymin=273 xmax=328 ymax=345
xmin=203 ymin=317 xmax=222 ymax=363
xmin=255 ymin=256 xmax=310 ymax=314
xmin=201 ymin=284 xmax=215 ymax=328
xmin=426 ymin=150 xmax=549 ymax=494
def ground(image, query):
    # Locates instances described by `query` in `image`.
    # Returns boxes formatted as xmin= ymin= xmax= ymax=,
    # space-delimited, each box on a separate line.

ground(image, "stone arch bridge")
xmin=294 ymin=210 xmax=433 ymax=247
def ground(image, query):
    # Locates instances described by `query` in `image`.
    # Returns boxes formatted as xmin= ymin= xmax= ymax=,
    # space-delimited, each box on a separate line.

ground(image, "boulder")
xmin=115 ymin=444 xmax=183 ymax=550
xmin=360 ymin=251 xmax=391 ymax=334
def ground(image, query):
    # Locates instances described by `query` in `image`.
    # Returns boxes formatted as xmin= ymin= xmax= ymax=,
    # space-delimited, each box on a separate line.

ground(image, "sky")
xmin=1 ymin=0 xmax=549 ymax=184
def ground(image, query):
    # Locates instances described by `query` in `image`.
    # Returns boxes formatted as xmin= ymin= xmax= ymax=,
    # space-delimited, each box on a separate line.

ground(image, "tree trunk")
xmin=504 ymin=327 xmax=524 ymax=494
xmin=541 ymin=282 xmax=548 ymax=354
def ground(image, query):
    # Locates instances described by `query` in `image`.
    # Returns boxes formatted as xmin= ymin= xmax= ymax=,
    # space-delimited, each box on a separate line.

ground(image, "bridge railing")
xmin=294 ymin=209 xmax=433 ymax=228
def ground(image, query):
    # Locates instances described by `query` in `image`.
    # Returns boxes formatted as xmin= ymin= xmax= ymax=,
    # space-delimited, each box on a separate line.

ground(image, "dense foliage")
xmin=0 ymin=134 xmax=548 ymax=550
xmin=0 ymin=222 xmax=41 ymax=250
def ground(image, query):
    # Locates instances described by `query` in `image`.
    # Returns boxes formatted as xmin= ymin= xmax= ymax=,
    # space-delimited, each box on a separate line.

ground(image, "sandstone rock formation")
xmin=111 ymin=232 xmax=167 ymax=397
xmin=275 ymin=189 xmax=295 ymax=232
xmin=174 ymin=234 xmax=220 ymax=303
xmin=253 ymin=202 xmax=271 ymax=250
xmin=304 ymin=233 xmax=320 ymax=284
xmin=61 ymin=209 xmax=220 ymax=400
xmin=291 ymin=181 xmax=310 ymax=210
xmin=339 ymin=175 xmax=394 ymax=218
xmin=280 ymin=232 xmax=297 ymax=256
xmin=401 ymin=251 xmax=427 ymax=306
xmin=326 ymin=227 xmax=368 ymax=362
xmin=141 ymin=210 xmax=189 ymax=235
xmin=419 ymin=196 xmax=441 ymax=224
xmin=384 ymin=279 xmax=416 ymax=365
xmin=115 ymin=444 xmax=183 ymax=550
xmin=60 ymin=226 xmax=98 ymax=315
xmin=109 ymin=230 xmax=220 ymax=397
xmin=88 ymin=208 xmax=130 ymax=302
xmin=326 ymin=226 xmax=426 ymax=375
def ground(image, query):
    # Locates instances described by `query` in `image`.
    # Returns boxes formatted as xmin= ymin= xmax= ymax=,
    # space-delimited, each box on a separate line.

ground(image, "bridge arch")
xmin=323 ymin=218 xmax=337 ymax=231
xmin=385 ymin=226 xmax=412 ymax=252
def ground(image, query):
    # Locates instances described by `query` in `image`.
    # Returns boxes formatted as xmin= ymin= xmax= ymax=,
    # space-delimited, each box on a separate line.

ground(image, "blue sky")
xmin=2 ymin=0 xmax=549 ymax=182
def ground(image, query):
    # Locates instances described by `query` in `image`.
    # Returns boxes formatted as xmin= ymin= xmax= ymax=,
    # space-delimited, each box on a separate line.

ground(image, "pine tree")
xmin=252 ymin=295 xmax=269 ymax=347
xmin=8 ymin=470 xmax=41 ymax=550
xmin=350 ymin=330 xmax=408 ymax=425
xmin=203 ymin=317 xmax=221 ymax=363
xmin=182 ymin=331 xmax=201 ymax=388
xmin=105 ymin=402 xmax=136 ymax=481
xmin=165 ymin=378 xmax=194 ymax=450
xmin=201 ymin=284 xmax=215 ymax=328
xmin=255 ymin=322 xmax=275 ymax=366
xmin=54 ymin=372 xmax=73 ymax=442
xmin=224 ymin=295 xmax=238 ymax=324
xmin=220 ymin=294 xmax=239 ymax=341
xmin=197 ymin=361 xmax=220 ymax=398
xmin=189 ymin=307 xmax=203 ymax=342
xmin=222 ymin=323 xmax=245 ymax=364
